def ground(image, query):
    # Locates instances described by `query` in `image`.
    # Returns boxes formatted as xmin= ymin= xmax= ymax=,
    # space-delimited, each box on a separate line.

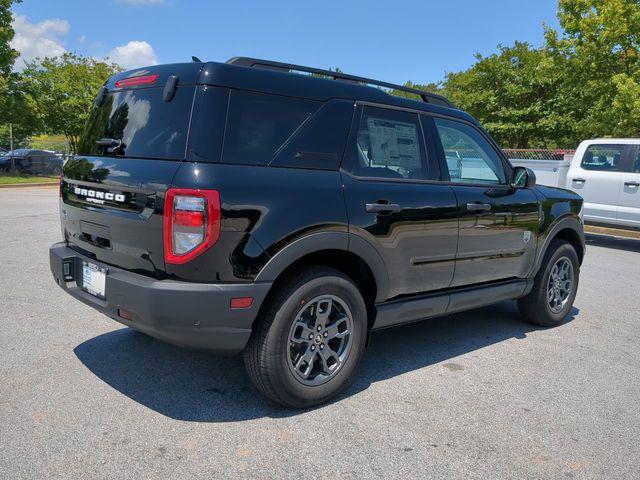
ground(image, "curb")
xmin=585 ymin=225 xmax=640 ymax=240
xmin=0 ymin=181 xmax=58 ymax=189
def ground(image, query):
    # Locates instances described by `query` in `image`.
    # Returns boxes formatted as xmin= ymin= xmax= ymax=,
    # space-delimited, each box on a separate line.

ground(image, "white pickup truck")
xmin=510 ymin=139 xmax=640 ymax=229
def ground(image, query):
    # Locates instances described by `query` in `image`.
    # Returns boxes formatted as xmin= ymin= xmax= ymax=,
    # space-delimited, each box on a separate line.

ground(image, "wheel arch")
xmin=532 ymin=215 xmax=585 ymax=276
xmin=254 ymin=232 xmax=389 ymax=327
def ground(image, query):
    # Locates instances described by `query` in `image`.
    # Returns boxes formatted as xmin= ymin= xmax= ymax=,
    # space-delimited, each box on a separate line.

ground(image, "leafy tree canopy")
xmin=425 ymin=0 xmax=640 ymax=147
xmin=0 ymin=0 xmax=20 ymax=77
xmin=441 ymin=42 xmax=569 ymax=148
xmin=21 ymin=53 xmax=120 ymax=153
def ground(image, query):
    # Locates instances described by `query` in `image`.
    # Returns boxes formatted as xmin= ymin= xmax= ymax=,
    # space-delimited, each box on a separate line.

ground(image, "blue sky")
xmin=12 ymin=0 xmax=561 ymax=85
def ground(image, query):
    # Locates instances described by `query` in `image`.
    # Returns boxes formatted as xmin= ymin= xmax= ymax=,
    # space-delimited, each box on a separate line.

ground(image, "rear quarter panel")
xmin=168 ymin=162 xmax=348 ymax=282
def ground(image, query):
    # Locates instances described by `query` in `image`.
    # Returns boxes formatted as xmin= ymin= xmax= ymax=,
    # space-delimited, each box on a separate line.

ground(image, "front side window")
xmin=634 ymin=148 xmax=640 ymax=173
xmin=433 ymin=118 xmax=506 ymax=184
xmin=345 ymin=106 xmax=426 ymax=180
xmin=581 ymin=145 xmax=626 ymax=171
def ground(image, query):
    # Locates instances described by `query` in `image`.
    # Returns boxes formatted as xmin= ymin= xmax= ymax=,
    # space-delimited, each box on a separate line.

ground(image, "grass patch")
xmin=0 ymin=175 xmax=59 ymax=185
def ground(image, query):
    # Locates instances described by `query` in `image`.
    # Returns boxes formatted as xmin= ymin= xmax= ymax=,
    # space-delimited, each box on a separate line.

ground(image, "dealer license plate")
xmin=82 ymin=261 xmax=107 ymax=299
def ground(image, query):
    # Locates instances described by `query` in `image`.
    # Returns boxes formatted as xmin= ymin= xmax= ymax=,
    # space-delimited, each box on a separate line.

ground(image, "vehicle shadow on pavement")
xmin=585 ymin=233 xmax=640 ymax=253
xmin=74 ymin=301 xmax=578 ymax=422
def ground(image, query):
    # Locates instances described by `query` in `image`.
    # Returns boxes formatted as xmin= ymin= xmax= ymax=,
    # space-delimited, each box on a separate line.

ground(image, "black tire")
xmin=244 ymin=266 xmax=368 ymax=408
xmin=518 ymin=239 xmax=579 ymax=327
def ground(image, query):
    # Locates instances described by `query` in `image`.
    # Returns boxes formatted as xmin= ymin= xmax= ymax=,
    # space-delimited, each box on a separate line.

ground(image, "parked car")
xmin=0 ymin=147 xmax=7 ymax=156
xmin=0 ymin=148 xmax=64 ymax=175
xmin=511 ymin=139 xmax=640 ymax=229
xmin=50 ymin=58 xmax=585 ymax=408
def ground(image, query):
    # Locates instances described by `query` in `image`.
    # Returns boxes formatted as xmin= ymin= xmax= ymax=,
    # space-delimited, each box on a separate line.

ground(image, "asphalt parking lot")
xmin=1 ymin=187 xmax=639 ymax=479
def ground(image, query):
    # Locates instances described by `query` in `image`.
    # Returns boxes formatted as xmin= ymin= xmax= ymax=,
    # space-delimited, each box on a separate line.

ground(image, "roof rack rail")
xmin=226 ymin=57 xmax=454 ymax=109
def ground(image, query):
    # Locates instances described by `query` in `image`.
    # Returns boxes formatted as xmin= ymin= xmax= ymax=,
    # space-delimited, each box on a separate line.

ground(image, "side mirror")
xmin=512 ymin=166 xmax=536 ymax=189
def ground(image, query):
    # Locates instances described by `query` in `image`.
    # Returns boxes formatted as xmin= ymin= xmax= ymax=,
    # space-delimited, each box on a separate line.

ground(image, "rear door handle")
xmin=572 ymin=178 xmax=586 ymax=184
xmin=365 ymin=203 xmax=401 ymax=213
xmin=466 ymin=202 xmax=491 ymax=213
xmin=624 ymin=181 xmax=639 ymax=188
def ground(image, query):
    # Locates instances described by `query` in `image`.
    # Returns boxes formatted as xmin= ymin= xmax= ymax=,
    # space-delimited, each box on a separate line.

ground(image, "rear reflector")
xmin=118 ymin=308 xmax=134 ymax=320
xmin=163 ymin=188 xmax=221 ymax=264
xmin=115 ymin=74 xmax=160 ymax=88
xmin=230 ymin=297 xmax=254 ymax=309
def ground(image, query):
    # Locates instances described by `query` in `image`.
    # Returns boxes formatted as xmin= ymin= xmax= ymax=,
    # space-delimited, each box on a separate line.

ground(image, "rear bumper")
xmin=49 ymin=242 xmax=271 ymax=354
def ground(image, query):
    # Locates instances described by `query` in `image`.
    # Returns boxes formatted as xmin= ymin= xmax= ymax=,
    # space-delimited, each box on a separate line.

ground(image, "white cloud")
xmin=10 ymin=14 xmax=159 ymax=71
xmin=10 ymin=14 xmax=69 ymax=68
xmin=115 ymin=0 xmax=165 ymax=4
xmin=107 ymin=41 xmax=159 ymax=69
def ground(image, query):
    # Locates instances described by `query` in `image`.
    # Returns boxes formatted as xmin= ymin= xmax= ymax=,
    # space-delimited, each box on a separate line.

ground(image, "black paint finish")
xmin=168 ymin=161 xmax=348 ymax=282
xmin=61 ymin=156 xmax=179 ymax=277
xmin=56 ymin=59 xmax=586 ymax=347
xmin=450 ymin=185 xmax=540 ymax=286
xmin=342 ymin=172 xmax=459 ymax=298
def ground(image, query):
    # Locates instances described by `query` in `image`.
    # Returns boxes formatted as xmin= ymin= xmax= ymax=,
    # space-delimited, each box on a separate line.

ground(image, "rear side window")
xmin=581 ymin=144 xmax=626 ymax=171
xmin=222 ymin=91 xmax=320 ymax=166
xmin=78 ymin=86 xmax=195 ymax=159
xmin=270 ymin=99 xmax=353 ymax=170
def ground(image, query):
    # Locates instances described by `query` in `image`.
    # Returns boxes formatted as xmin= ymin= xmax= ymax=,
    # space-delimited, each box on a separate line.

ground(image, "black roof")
xmin=107 ymin=58 xmax=476 ymax=124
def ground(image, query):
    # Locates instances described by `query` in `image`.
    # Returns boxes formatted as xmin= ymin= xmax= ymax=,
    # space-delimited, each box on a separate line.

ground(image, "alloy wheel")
xmin=547 ymin=256 xmax=574 ymax=314
xmin=287 ymin=294 xmax=354 ymax=386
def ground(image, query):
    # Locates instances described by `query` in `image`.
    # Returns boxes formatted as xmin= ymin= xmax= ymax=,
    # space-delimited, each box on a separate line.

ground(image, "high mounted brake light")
xmin=115 ymin=74 xmax=159 ymax=88
xmin=163 ymin=188 xmax=221 ymax=264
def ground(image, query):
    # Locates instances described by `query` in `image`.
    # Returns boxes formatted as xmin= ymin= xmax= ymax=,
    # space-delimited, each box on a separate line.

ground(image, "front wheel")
xmin=244 ymin=266 xmax=368 ymax=408
xmin=518 ymin=239 xmax=580 ymax=327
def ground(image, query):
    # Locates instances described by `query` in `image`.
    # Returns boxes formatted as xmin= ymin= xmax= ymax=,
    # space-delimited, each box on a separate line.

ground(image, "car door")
xmin=428 ymin=116 xmax=540 ymax=287
xmin=342 ymin=104 xmax=458 ymax=299
xmin=24 ymin=151 xmax=38 ymax=173
xmin=618 ymin=144 xmax=640 ymax=227
xmin=566 ymin=143 xmax=630 ymax=224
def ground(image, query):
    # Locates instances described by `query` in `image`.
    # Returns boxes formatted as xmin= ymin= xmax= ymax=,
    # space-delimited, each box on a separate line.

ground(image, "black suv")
xmin=50 ymin=58 xmax=585 ymax=407
xmin=1 ymin=149 xmax=63 ymax=175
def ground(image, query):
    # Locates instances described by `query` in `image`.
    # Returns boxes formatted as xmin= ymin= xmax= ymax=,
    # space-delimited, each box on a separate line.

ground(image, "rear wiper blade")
xmin=96 ymin=138 xmax=126 ymax=155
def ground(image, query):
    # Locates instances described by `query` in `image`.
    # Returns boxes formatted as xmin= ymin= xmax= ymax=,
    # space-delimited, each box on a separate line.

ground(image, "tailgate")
xmin=61 ymin=67 xmax=199 ymax=277
xmin=61 ymin=156 xmax=180 ymax=276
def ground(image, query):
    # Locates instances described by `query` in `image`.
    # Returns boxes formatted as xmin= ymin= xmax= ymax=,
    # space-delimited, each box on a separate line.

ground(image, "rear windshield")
xmin=78 ymin=86 xmax=195 ymax=159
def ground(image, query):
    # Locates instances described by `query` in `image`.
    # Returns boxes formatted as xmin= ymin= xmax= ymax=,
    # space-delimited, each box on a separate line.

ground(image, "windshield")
xmin=78 ymin=86 xmax=195 ymax=159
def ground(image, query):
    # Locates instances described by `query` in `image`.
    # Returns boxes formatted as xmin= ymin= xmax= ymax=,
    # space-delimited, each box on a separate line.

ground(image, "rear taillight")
xmin=163 ymin=188 xmax=221 ymax=264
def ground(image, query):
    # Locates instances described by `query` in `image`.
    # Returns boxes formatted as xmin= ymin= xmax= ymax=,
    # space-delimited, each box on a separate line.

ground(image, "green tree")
xmin=0 ymin=0 xmax=27 ymax=149
xmin=0 ymin=73 xmax=39 ymax=149
xmin=0 ymin=117 xmax=30 ymax=148
xmin=545 ymin=0 xmax=640 ymax=140
xmin=389 ymin=81 xmax=441 ymax=101
xmin=0 ymin=0 xmax=20 ymax=77
xmin=21 ymin=53 xmax=120 ymax=153
xmin=440 ymin=42 xmax=569 ymax=148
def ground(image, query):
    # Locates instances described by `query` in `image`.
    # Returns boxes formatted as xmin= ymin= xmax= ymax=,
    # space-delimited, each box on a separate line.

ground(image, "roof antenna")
xmin=192 ymin=56 xmax=202 ymax=63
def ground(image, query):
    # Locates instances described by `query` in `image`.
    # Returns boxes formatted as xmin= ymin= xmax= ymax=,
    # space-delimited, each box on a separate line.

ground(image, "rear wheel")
xmin=244 ymin=266 xmax=367 ymax=408
xmin=518 ymin=239 xmax=579 ymax=326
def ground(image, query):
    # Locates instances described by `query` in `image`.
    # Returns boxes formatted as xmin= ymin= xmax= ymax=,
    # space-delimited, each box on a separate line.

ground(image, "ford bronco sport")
xmin=50 ymin=57 xmax=585 ymax=408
